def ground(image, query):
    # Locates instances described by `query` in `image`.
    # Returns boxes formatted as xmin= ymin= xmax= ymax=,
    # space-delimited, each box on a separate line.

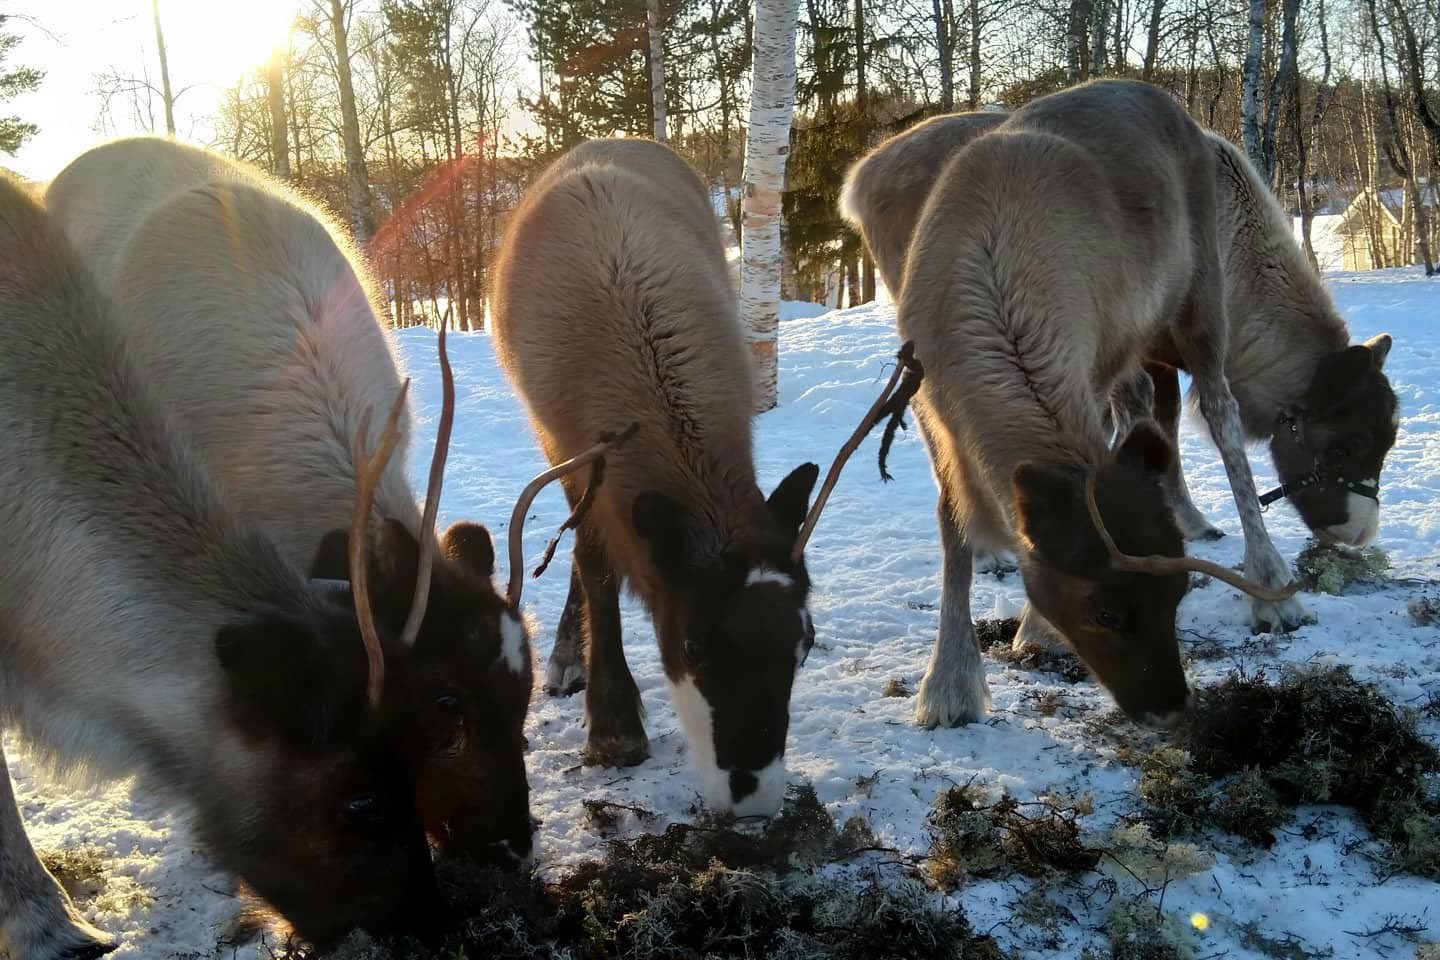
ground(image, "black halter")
xmin=1258 ymin=410 xmax=1381 ymax=510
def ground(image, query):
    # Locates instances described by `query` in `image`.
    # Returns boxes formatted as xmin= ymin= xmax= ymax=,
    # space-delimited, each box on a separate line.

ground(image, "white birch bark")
xmin=1240 ymin=0 xmax=1265 ymax=174
xmin=647 ymin=0 xmax=667 ymax=142
xmin=739 ymin=0 xmax=800 ymax=414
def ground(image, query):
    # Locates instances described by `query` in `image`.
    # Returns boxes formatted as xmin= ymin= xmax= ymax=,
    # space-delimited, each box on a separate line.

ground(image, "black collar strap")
xmin=1259 ymin=472 xmax=1380 ymax=508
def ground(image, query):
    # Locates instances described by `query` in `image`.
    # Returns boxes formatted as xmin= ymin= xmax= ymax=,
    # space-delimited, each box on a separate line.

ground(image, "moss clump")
xmin=275 ymin=784 xmax=1005 ymax=960
xmin=1125 ymin=667 xmax=1440 ymax=875
xmin=1293 ymin=541 xmax=1390 ymax=595
xmin=38 ymin=847 xmax=108 ymax=901
xmin=1104 ymin=899 xmax=1196 ymax=960
xmin=926 ymin=785 xmax=1099 ymax=891
xmin=974 ymin=618 xmax=1020 ymax=650
xmin=882 ymin=677 xmax=911 ymax=698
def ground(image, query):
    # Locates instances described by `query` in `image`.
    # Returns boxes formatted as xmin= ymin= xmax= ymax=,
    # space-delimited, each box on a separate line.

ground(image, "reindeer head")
xmin=312 ymin=520 xmax=537 ymax=869
xmin=212 ymin=594 xmax=439 ymax=943
xmin=310 ymin=318 xmax=538 ymax=869
xmin=634 ymin=463 xmax=820 ymax=818
xmin=1012 ymin=421 xmax=1301 ymax=726
xmin=1267 ymin=333 xmax=1398 ymax=547
xmin=629 ymin=343 xmax=925 ymax=817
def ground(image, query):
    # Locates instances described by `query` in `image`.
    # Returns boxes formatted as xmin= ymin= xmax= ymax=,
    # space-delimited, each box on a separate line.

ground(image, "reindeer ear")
xmin=1113 ymin=420 xmax=1175 ymax=476
xmin=441 ymin=520 xmax=496 ymax=576
xmin=216 ymin=615 xmax=362 ymax=750
xmin=1309 ymin=345 xmax=1375 ymax=412
xmin=310 ymin=528 xmax=351 ymax=580
xmin=767 ymin=462 xmax=820 ymax=536
xmin=1011 ymin=463 xmax=1095 ymax=576
xmin=375 ymin=519 xmax=420 ymax=589
xmin=633 ymin=490 xmax=689 ymax=581
xmin=1364 ymin=333 xmax=1392 ymax=370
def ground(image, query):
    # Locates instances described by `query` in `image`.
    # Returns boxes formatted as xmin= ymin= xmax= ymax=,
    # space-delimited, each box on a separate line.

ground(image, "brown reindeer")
xmin=884 ymin=79 xmax=1318 ymax=729
xmin=491 ymin=138 xmax=903 ymax=816
xmin=0 ymin=170 xmax=443 ymax=958
xmin=43 ymin=135 xmax=620 ymax=869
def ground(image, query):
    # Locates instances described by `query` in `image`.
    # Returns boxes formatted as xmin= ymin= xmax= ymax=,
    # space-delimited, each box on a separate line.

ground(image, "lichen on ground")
xmin=1293 ymin=540 xmax=1391 ymax=595
xmin=276 ymin=784 xmax=1007 ymax=960
xmin=1120 ymin=666 xmax=1440 ymax=876
xmin=925 ymin=783 xmax=1100 ymax=891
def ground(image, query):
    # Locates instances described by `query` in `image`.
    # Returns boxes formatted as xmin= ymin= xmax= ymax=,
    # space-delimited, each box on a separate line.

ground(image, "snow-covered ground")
xmin=5 ymin=268 xmax=1438 ymax=958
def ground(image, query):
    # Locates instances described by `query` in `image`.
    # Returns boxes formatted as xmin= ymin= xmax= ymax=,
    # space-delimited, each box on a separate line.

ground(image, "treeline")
xmin=103 ymin=0 xmax=1440 ymax=326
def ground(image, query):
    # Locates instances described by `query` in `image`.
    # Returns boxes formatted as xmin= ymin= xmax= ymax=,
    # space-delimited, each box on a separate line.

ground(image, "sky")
xmin=5 ymin=0 xmax=334 ymax=182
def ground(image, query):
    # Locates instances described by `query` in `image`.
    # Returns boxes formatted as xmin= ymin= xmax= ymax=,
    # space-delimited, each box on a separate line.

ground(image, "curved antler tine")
xmin=398 ymin=312 xmax=454 ymax=648
xmin=351 ymin=379 xmax=411 ymax=709
xmin=506 ymin=422 xmax=640 ymax=609
xmin=790 ymin=341 xmax=924 ymax=563
xmin=1083 ymin=474 xmax=1301 ymax=602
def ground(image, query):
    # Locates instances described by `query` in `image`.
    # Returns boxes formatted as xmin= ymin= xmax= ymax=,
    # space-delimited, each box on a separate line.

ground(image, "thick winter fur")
xmin=844 ymin=89 xmax=1398 ymax=732
xmin=491 ymin=138 xmax=819 ymax=817
xmin=897 ymin=79 xmax=1256 ymax=728
xmin=0 ymin=171 xmax=438 ymax=957
xmin=839 ymin=110 xmax=1009 ymax=297
xmin=44 ymin=137 xmax=535 ymax=867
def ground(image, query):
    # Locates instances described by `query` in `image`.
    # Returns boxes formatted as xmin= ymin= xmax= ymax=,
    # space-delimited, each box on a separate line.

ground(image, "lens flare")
xmin=1190 ymin=912 xmax=1210 ymax=931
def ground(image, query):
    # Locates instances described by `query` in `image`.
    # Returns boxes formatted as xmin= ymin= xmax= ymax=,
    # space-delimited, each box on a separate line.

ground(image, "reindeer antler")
xmin=351 ymin=380 xmax=411 ymax=709
xmin=1083 ymin=474 xmax=1301 ymax=602
xmin=790 ymin=341 xmax=925 ymax=563
xmin=398 ymin=306 xmax=455 ymax=648
xmin=506 ymin=422 xmax=641 ymax=609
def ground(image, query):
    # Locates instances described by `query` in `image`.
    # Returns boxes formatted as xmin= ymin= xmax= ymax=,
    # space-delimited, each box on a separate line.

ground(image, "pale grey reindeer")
xmin=0 ymin=170 xmax=441 ymax=959
xmin=43 ymin=135 xmax=614 ymax=869
xmin=868 ymin=79 xmax=1344 ymax=730
xmin=842 ymin=87 xmax=1398 ymax=728
xmin=491 ymin=137 xmax=904 ymax=816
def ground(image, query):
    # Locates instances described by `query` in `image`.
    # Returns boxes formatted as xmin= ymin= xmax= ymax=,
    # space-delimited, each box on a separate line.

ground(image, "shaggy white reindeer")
xmin=0 ymin=171 xmax=438 ymax=958
xmin=492 ymin=138 xmax=910 ymax=816
xmin=43 ymin=135 xmax=602 ymax=868
xmin=870 ymin=79 xmax=1339 ymax=729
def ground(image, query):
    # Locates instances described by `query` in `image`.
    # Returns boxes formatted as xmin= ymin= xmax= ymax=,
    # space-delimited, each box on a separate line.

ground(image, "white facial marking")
xmin=668 ymin=675 xmax=788 ymax=816
xmin=733 ymin=756 xmax=787 ymax=818
xmin=1323 ymin=489 xmax=1380 ymax=547
xmin=668 ymin=675 xmax=722 ymax=803
xmin=746 ymin=566 xmax=793 ymax=589
xmin=498 ymin=612 xmax=527 ymax=675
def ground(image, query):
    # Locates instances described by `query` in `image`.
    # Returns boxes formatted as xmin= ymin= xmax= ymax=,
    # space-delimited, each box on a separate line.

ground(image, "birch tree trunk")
xmin=1260 ymin=0 xmax=1300 ymax=185
xmin=1240 ymin=0 xmax=1265 ymax=174
xmin=1141 ymin=0 xmax=1164 ymax=80
xmin=740 ymin=0 xmax=800 ymax=413
xmin=966 ymin=0 xmax=981 ymax=109
xmin=647 ymin=0 xmax=668 ymax=141
xmin=1089 ymin=0 xmax=1109 ymax=76
xmin=329 ymin=0 xmax=373 ymax=246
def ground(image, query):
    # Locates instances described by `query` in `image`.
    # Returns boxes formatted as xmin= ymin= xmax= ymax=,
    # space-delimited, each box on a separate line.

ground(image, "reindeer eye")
xmin=436 ymin=695 xmax=461 ymax=713
xmin=1093 ymin=610 xmax=1123 ymax=631
xmin=346 ymin=795 xmax=378 ymax=819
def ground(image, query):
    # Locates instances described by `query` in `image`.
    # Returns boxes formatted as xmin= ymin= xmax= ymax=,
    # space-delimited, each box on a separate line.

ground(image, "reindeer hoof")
xmin=583 ymin=733 xmax=650 ymax=768
xmin=915 ymin=668 xmax=990 ymax=729
xmin=544 ymin=660 xmax=586 ymax=698
xmin=62 ymin=941 xmax=118 ymax=960
xmin=1250 ymin=596 xmax=1314 ymax=635
xmin=16 ymin=915 xmax=116 ymax=960
xmin=1192 ymin=526 xmax=1225 ymax=542
xmin=973 ymin=549 xmax=1018 ymax=575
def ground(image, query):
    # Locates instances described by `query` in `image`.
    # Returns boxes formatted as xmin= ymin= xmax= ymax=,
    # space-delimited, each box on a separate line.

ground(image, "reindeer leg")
xmin=1148 ymin=361 xmax=1224 ymax=542
xmin=545 ymin=564 xmax=588 ymax=696
xmin=915 ymin=491 xmax=991 ymax=727
xmin=1108 ymin=365 xmax=1153 ymax=445
xmin=1176 ymin=243 xmax=1312 ymax=634
xmin=575 ymin=529 xmax=648 ymax=767
xmin=1012 ymin=602 xmax=1068 ymax=655
xmin=0 ymin=743 xmax=116 ymax=960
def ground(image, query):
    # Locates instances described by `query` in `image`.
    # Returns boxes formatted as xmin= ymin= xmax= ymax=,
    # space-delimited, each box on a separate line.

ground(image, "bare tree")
xmin=152 ymin=0 xmax=176 ymax=134
xmin=265 ymin=49 xmax=291 ymax=179
xmin=327 ymin=0 xmax=375 ymax=245
xmin=647 ymin=0 xmax=667 ymax=141
xmin=1240 ymin=0 xmax=1265 ymax=174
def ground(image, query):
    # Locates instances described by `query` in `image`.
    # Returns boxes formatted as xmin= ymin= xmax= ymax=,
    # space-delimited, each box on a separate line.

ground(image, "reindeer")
xmin=0 ymin=170 xmax=444 ymax=958
xmin=841 ymin=89 xmax=1399 ymax=728
xmin=491 ymin=138 xmax=909 ymax=816
xmin=871 ymin=79 xmax=1342 ymax=729
xmin=43 ymin=136 xmax=611 ymax=868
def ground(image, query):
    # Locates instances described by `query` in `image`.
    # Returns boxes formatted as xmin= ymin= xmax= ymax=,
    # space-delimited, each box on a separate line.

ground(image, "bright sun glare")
xmin=161 ymin=0 xmax=299 ymax=86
